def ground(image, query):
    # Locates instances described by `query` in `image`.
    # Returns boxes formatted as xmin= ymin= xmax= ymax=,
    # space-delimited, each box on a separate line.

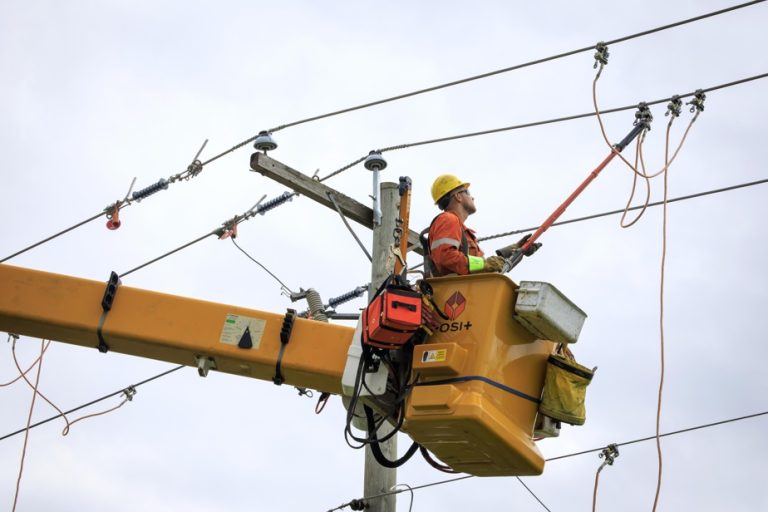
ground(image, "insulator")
xmin=328 ymin=286 xmax=367 ymax=309
xmin=257 ymin=191 xmax=295 ymax=215
xmin=304 ymin=288 xmax=328 ymax=323
xmin=253 ymin=131 xmax=278 ymax=152
xmin=364 ymin=150 xmax=387 ymax=171
xmin=131 ymin=179 xmax=169 ymax=202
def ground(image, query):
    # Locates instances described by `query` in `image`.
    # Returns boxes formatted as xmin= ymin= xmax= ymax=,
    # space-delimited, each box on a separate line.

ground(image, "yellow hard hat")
xmin=431 ymin=174 xmax=470 ymax=204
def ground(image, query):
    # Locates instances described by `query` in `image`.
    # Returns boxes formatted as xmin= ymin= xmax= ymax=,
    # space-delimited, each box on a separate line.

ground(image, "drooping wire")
xmin=332 ymin=409 xmax=768 ymax=508
xmin=270 ymin=0 xmax=764 ymax=135
xmin=11 ymin=338 xmax=71 ymax=434
xmin=0 ymin=365 xmax=185 ymax=442
xmin=231 ymin=237 xmax=295 ymax=295
xmin=1 ymin=334 xmax=50 ymax=387
xmin=478 ymin=177 xmax=768 ymax=242
xmin=117 ymin=192 xmax=296 ymax=279
xmin=12 ymin=339 xmax=45 ymax=512
xmin=318 ymin=72 xmax=768 ymax=183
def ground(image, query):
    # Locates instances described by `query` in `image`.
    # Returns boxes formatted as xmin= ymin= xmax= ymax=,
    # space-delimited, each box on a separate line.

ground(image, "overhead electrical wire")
xmin=269 ymin=0 xmax=764 ymax=135
xmin=332 ymin=409 xmax=768 ymax=508
xmin=516 ymin=477 xmax=553 ymax=512
xmin=2 ymin=2 xmax=763 ymax=264
xmin=479 ymin=177 xmax=768 ymax=242
xmin=320 ymin=72 xmax=768 ymax=182
xmin=0 ymin=364 xmax=185 ymax=442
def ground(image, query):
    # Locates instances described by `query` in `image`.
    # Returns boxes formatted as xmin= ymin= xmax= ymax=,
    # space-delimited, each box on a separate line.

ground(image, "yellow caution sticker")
xmin=421 ymin=349 xmax=448 ymax=363
xmin=219 ymin=314 xmax=266 ymax=349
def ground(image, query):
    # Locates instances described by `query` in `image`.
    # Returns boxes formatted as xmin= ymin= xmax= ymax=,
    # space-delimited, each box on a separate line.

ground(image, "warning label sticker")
xmin=219 ymin=314 xmax=266 ymax=350
xmin=421 ymin=349 xmax=447 ymax=363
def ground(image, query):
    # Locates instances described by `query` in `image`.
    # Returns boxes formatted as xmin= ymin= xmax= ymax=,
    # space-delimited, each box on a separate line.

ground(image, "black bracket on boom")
xmin=273 ymin=309 xmax=297 ymax=385
xmin=96 ymin=271 xmax=121 ymax=353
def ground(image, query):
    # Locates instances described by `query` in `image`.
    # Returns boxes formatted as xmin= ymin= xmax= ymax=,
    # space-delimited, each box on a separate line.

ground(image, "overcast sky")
xmin=1 ymin=1 xmax=767 ymax=510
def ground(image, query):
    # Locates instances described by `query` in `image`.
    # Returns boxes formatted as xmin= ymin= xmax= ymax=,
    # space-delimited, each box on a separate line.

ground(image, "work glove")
xmin=484 ymin=255 xmax=506 ymax=273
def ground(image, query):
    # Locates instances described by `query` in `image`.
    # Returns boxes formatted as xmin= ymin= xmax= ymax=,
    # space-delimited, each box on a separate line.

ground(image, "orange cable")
xmin=620 ymin=133 xmax=652 ymax=228
xmin=651 ymin=118 xmax=673 ymax=512
xmin=12 ymin=339 xmax=45 ymax=512
xmin=1 ymin=340 xmax=50 ymax=387
xmin=11 ymin=340 xmax=71 ymax=434
xmin=592 ymin=463 xmax=606 ymax=512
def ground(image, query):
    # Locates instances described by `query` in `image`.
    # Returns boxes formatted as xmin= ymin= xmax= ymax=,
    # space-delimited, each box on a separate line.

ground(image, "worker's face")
xmin=453 ymin=188 xmax=476 ymax=215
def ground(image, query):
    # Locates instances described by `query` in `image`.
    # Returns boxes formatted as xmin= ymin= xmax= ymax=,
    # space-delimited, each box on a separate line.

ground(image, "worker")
xmin=424 ymin=175 xmax=506 ymax=277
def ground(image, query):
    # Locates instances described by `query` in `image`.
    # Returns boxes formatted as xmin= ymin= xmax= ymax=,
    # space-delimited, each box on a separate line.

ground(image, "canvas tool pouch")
xmin=539 ymin=353 xmax=594 ymax=426
xmin=363 ymin=287 xmax=422 ymax=349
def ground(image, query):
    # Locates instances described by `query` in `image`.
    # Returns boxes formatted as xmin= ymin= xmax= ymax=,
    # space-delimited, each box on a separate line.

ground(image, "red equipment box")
xmin=363 ymin=288 xmax=422 ymax=349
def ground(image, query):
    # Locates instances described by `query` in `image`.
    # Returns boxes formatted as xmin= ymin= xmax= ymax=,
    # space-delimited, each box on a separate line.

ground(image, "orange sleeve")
xmin=429 ymin=213 xmax=470 ymax=276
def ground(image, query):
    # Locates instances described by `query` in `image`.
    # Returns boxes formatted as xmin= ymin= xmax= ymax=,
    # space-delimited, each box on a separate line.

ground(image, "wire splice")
xmin=634 ymin=102 xmax=654 ymax=129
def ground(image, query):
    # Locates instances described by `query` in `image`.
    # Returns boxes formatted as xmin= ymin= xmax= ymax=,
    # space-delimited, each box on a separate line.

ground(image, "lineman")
xmin=424 ymin=175 xmax=506 ymax=277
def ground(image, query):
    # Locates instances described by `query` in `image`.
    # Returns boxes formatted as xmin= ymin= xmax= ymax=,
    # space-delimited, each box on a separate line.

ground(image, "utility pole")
xmin=365 ymin=181 xmax=399 ymax=512
xmin=251 ymin=152 xmax=405 ymax=511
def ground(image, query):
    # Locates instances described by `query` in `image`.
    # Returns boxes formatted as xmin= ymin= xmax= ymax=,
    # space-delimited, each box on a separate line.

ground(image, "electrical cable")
xmin=319 ymin=72 xmax=768 ymax=182
xmin=4 ymin=4 xmax=765 ymax=263
xmin=0 ymin=364 xmax=185 ymax=442
xmin=10 ymin=339 xmax=71 ymax=434
xmin=516 ymin=477 xmax=553 ymax=512
xmin=270 ymin=0 xmax=764 ymax=135
xmin=231 ymin=237 xmax=295 ymax=294
xmin=1 ymin=140 xmax=209 ymax=264
xmin=12 ymin=339 xmax=44 ymax=512
xmin=333 ymin=409 xmax=768 ymax=508
xmin=327 ymin=191 xmax=373 ymax=261
xmin=1 ymin=336 xmax=50 ymax=387
xmin=479 ymin=177 xmax=768 ymax=242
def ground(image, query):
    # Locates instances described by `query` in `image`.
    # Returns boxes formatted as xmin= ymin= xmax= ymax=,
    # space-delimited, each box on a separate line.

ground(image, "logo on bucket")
xmin=443 ymin=291 xmax=466 ymax=320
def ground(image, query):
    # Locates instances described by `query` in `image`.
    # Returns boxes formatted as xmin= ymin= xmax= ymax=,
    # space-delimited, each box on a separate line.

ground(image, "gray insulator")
xmin=364 ymin=150 xmax=387 ymax=171
xmin=328 ymin=286 xmax=367 ymax=309
xmin=304 ymin=288 xmax=328 ymax=322
xmin=131 ymin=178 xmax=169 ymax=202
xmin=253 ymin=131 xmax=278 ymax=152
xmin=257 ymin=191 xmax=294 ymax=215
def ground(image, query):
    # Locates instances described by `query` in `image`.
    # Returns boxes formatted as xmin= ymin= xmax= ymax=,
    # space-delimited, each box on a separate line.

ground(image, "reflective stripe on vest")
xmin=430 ymin=237 xmax=461 ymax=251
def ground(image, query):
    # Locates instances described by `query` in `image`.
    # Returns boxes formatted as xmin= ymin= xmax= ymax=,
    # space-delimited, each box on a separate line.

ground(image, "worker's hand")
xmin=484 ymin=255 xmax=506 ymax=273
xmin=523 ymin=242 xmax=542 ymax=256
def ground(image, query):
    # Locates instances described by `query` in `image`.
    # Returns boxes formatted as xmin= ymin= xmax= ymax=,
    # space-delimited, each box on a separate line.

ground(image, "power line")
xmin=546 ymin=409 xmax=768 ymax=462
xmin=0 ymin=364 xmax=185 ymax=442
xmin=320 ymin=71 xmax=768 ymax=182
xmin=337 ymin=409 xmax=768 ymax=506
xmin=479 ymin=176 xmax=768 ymax=242
xmin=516 ymin=477 xmax=553 ymax=512
xmin=270 ymin=0 xmax=764 ymax=134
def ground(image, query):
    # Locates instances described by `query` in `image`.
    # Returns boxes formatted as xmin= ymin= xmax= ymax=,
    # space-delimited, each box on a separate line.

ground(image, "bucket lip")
xmin=425 ymin=272 xmax=517 ymax=289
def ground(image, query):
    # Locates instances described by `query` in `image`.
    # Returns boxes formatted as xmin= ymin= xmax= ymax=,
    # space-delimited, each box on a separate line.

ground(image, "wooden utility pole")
xmin=365 ymin=182 xmax=399 ymax=512
xmin=251 ymin=152 xmax=404 ymax=511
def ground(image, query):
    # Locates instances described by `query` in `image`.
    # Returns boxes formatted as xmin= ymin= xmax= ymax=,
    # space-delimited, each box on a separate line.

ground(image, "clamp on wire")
xmin=593 ymin=42 xmax=610 ymax=75
xmin=665 ymin=95 xmax=683 ymax=118
xmin=123 ymin=386 xmax=137 ymax=401
xmin=217 ymin=216 xmax=240 ymax=240
xmin=170 ymin=139 xmax=208 ymax=183
xmin=634 ymin=102 xmax=654 ymax=131
xmin=598 ymin=443 xmax=620 ymax=470
xmin=687 ymin=89 xmax=706 ymax=113
xmin=104 ymin=177 xmax=137 ymax=230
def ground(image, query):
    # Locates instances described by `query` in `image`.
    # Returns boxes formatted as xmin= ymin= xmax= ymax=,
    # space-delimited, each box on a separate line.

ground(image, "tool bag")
xmin=363 ymin=276 xmax=423 ymax=350
xmin=538 ymin=347 xmax=595 ymax=426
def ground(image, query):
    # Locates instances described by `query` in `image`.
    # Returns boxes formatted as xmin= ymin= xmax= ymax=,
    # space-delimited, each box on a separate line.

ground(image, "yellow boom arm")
xmin=0 ymin=264 xmax=354 ymax=394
